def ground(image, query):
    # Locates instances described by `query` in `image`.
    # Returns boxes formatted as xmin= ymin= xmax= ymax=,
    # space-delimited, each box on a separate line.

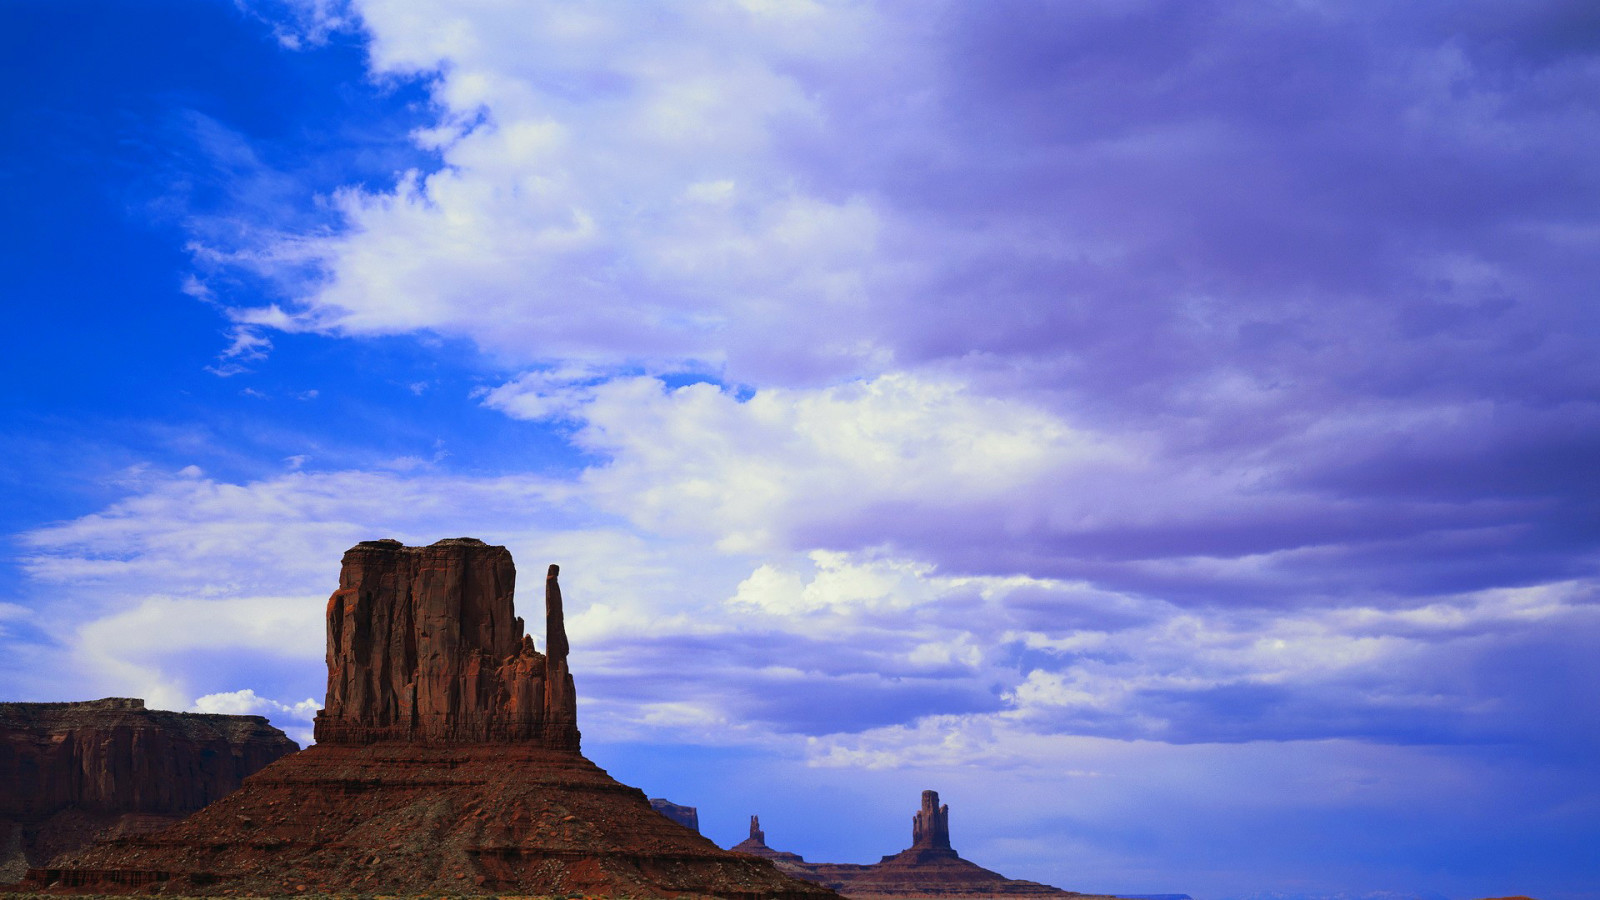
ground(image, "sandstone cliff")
xmin=0 ymin=698 xmax=296 ymax=882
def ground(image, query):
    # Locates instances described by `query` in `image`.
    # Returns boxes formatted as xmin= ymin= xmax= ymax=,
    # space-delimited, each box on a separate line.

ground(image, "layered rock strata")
xmin=0 ymin=698 xmax=295 ymax=882
xmin=733 ymin=791 xmax=1113 ymax=900
xmin=31 ymin=538 xmax=835 ymax=900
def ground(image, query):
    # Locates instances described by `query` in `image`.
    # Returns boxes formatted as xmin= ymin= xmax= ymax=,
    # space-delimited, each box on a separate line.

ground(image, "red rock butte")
xmin=733 ymin=791 xmax=1115 ymax=900
xmin=27 ymin=538 xmax=836 ymax=900
xmin=313 ymin=538 xmax=578 ymax=748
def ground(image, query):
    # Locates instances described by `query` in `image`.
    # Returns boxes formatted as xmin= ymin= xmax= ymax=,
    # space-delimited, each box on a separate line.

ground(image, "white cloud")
xmin=731 ymin=552 xmax=944 ymax=616
xmin=480 ymin=363 xmax=616 ymax=422
xmin=193 ymin=687 xmax=319 ymax=721
xmin=200 ymin=0 xmax=903 ymax=385
xmin=563 ymin=372 xmax=1129 ymax=554
xmin=193 ymin=688 xmax=320 ymax=747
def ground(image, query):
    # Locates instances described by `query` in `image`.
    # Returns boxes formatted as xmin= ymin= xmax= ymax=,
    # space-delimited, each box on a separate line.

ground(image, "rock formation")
xmin=649 ymin=798 xmax=701 ymax=833
xmin=0 ymin=698 xmax=296 ymax=882
xmin=733 ymin=791 xmax=1115 ymax=900
xmin=313 ymin=539 xmax=577 ymax=748
xmin=732 ymin=816 xmax=809 ymax=867
xmin=29 ymin=538 xmax=836 ymax=899
xmin=910 ymin=790 xmax=951 ymax=852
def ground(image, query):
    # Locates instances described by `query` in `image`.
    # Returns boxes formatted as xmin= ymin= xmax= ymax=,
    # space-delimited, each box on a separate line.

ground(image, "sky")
xmin=1 ymin=1 xmax=1597 ymax=898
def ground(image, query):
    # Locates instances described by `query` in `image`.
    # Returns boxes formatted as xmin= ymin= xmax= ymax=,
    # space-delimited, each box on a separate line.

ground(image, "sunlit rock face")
xmin=314 ymin=538 xmax=579 ymax=750
xmin=0 ymin=698 xmax=295 ymax=881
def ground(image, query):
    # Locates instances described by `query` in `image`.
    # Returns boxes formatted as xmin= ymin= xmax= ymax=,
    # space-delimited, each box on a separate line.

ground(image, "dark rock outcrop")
xmin=734 ymin=791 xmax=1114 ymax=900
xmin=650 ymin=798 xmax=700 ymax=833
xmin=0 ymin=698 xmax=296 ymax=882
xmin=32 ymin=538 xmax=835 ymax=900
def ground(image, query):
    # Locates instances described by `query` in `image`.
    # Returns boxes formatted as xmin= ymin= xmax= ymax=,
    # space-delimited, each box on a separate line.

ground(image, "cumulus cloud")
xmin=199 ymin=1 xmax=1599 ymax=410
xmin=566 ymin=373 xmax=1129 ymax=554
xmin=193 ymin=688 xmax=319 ymax=745
xmin=171 ymin=0 xmax=1600 ymax=622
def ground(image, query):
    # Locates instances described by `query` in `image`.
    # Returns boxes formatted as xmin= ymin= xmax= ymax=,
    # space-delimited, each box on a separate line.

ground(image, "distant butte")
xmin=650 ymin=797 xmax=702 ymax=833
xmin=733 ymin=790 xmax=1119 ymax=900
xmin=27 ymin=538 xmax=837 ymax=899
xmin=733 ymin=815 xmax=809 ymax=866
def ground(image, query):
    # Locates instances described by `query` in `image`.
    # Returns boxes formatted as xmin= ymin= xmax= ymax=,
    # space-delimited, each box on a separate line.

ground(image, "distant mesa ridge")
xmin=0 ymin=698 xmax=296 ymax=883
xmin=649 ymin=798 xmax=701 ymax=833
xmin=27 ymin=538 xmax=838 ymax=899
xmin=733 ymin=790 xmax=1116 ymax=900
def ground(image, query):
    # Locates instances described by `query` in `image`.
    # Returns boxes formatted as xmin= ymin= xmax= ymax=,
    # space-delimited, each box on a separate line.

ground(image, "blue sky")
xmin=2 ymin=2 xmax=1598 ymax=899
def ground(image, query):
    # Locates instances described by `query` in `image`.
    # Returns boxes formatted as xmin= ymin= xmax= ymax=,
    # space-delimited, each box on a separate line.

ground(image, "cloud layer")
xmin=209 ymin=0 xmax=1600 ymax=608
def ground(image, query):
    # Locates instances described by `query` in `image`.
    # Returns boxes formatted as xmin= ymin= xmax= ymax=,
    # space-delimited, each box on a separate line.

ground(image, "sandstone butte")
xmin=651 ymin=799 xmax=702 ymax=834
xmin=0 ymin=698 xmax=297 ymax=883
xmin=732 ymin=790 xmax=1120 ymax=900
xmin=25 ymin=537 xmax=837 ymax=900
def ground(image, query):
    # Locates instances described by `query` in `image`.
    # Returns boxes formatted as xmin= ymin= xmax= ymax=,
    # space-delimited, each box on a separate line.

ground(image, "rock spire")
xmin=543 ymin=563 xmax=579 ymax=750
xmin=911 ymin=790 xmax=951 ymax=851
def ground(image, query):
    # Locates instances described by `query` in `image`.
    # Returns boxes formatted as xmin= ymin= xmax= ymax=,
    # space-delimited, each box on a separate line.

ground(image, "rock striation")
xmin=733 ymin=791 xmax=1115 ymax=900
xmin=0 ymin=698 xmax=296 ymax=882
xmin=30 ymin=538 xmax=835 ymax=900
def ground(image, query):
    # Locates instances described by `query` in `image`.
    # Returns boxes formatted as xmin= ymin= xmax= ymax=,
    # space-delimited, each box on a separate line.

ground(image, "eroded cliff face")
xmin=312 ymin=538 xmax=579 ymax=749
xmin=0 ymin=698 xmax=296 ymax=880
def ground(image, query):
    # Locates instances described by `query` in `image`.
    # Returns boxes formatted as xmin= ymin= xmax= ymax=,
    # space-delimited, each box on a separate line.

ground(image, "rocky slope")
xmin=0 ymin=698 xmax=296 ymax=882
